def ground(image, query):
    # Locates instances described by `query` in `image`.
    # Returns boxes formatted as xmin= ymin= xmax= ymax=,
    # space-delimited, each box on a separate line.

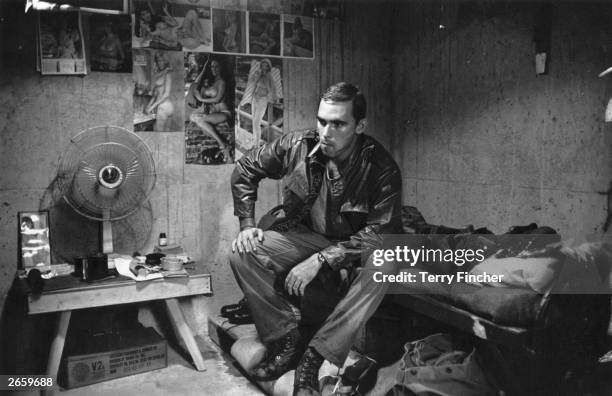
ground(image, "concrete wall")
xmin=0 ymin=0 xmax=394 ymax=355
xmin=391 ymin=1 xmax=612 ymax=238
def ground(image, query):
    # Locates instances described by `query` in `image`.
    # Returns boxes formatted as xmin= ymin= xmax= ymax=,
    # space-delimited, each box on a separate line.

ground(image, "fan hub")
xmin=99 ymin=164 xmax=124 ymax=189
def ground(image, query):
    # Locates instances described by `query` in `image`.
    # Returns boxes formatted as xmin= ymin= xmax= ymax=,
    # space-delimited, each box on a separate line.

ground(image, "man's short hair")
xmin=321 ymin=82 xmax=366 ymax=123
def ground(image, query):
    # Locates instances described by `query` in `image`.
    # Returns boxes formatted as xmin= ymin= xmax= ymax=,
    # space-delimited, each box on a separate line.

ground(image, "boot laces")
xmin=297 ymin=349 xmax=323 ymax=385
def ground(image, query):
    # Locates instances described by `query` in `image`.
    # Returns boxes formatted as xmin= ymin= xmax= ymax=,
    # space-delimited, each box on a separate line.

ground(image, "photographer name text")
xmin=373 ymin=271 xmax=504 ymax=284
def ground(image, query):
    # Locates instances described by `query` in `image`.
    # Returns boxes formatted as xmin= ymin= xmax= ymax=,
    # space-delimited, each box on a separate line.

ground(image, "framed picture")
xmin=18 ymin=211 xmax=51 ymax=270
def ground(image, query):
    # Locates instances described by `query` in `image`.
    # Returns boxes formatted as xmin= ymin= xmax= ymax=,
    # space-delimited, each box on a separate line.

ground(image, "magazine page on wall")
xmin=234 ymin=56 xmax=283 ymax=155
xmin=38 ymin=10 xmax=87 ymax=75
xmin=211 ymin=8 xmax=247 ymax=55
xmin=248 ymin=12 xmax=281 ymax=56
xmin=133 ymin=48 xmax=185 ymax=132
xmin=132 ymin=0 xmax=213 ymax=53
xmin=185 ymin=52 xmax=236 ymax=165
xmin=90 ymin=14 xmax=132 ymax=73
xmin=281 ymin=14 xmax=313 ymax=59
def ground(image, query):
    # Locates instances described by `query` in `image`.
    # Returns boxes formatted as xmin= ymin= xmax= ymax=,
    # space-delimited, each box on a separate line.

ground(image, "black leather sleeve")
xmin=230 ymin=132 xmax=302 ymax=220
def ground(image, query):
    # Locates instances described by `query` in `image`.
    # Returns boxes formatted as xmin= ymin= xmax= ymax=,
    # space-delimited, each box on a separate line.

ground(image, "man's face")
xmin=316 ymin=100 xmax=365 ymax=161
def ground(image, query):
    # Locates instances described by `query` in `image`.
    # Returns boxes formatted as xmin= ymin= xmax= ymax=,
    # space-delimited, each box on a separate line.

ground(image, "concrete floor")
xmin=12 ymin=337 xmax=263 ymax=396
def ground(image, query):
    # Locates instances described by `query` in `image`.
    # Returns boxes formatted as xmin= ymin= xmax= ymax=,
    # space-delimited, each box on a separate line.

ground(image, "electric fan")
xmin=56 ymin=126 xmax=156 ymax=253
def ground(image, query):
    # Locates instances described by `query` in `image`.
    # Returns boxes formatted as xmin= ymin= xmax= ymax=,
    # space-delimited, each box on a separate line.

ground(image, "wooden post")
xmin=42 ymin=310 xmax=71 ymax=396
xmin=164 ymin=298 xmax=207 ymax=371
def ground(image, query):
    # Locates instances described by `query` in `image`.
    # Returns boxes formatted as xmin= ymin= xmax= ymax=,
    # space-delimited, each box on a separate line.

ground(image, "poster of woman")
xmin=185 ymin=53 xmax=236 ymax=165
xmin=235 ymin=56 xmax=283 ymax=153
xmin=133 ymin=49 xmax=185 ymax=132
xmin=248 ymin=12 xmax=281 ymax=56
xmin=281 ymin=14 xmax=314 ymax=58
xmin=211 ymin=8 xmax=246 ymax=54
xmin=132 ymin=0 xmax=213 ymax=52
xmin=90 ymin=14 xmax=132 ymax=73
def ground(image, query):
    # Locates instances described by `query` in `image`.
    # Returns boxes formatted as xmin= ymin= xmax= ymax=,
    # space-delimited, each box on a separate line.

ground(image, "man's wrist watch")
xmin=317 ymin=252 xmax=328 ymax=268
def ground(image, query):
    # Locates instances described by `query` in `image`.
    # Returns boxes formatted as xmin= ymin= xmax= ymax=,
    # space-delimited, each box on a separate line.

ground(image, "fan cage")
xmin=57 ymin=126 xmax=156 ymax=221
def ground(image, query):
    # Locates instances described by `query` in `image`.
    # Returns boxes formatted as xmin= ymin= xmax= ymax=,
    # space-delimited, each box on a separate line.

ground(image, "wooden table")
xmin=23 ymin=266 xmax=212 ymax=395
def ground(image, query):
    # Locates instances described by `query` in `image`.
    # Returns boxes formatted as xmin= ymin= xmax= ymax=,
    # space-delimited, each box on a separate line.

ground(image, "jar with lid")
xmin=159 ymin=232 xmax=167 ymax=246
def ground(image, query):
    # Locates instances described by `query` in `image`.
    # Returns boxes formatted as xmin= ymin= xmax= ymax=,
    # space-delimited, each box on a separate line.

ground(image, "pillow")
xmin=468 ymin=255 xmax=562 ymax=293
xmin=449 ymin=283 xmax=547 ymax=326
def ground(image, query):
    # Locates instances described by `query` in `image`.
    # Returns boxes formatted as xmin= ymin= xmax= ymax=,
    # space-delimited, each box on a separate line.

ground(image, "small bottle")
xmin=159 ymin=232 xmax=167 ymax=247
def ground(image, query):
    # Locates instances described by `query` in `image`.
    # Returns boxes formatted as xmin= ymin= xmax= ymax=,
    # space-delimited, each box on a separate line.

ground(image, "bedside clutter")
xmin=391 ymin=206 xmax=612 ymax=394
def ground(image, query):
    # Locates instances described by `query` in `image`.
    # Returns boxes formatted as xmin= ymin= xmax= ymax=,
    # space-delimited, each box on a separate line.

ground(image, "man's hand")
xmin=285 ymin=254 xmax=322 ymax=296
xmin=232 ymin=227 xmax=264 ymax=253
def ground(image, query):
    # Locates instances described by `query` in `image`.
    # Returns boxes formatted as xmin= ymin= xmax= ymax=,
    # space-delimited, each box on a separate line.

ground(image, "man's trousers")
xmin=228 ymin=225 xmax=395 ymax=367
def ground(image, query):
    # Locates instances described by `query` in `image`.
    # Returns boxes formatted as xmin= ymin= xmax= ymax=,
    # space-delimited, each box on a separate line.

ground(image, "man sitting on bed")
xmin=229 ymin=82 xmax=402 ymax=395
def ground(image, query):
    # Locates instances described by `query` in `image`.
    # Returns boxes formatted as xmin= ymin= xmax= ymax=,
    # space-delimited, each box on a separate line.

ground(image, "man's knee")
xmin=228 ymin=249 xmax=251 ymax=273
xmin=229 ymin=248 xmax=271 ymax=274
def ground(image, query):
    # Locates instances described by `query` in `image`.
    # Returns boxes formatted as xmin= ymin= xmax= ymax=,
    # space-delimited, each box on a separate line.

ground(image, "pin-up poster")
xmin=90 ymin=14 xmax=132 ymax=73
xmin=248 ymin=12 xmax=281 ymax=56
xmin=281 ymin=14 xmax=314 ymax=58
xmin=133 ymin=49 xmax=185 ymax=132
xmin=235 ymin=56 xmax=283 ymax=154
xmin=185 ymin=53 xmax=236 ymax=165
xmin=132 ymin=0 xmax=213 ymax=52
xmin=211 ymin=8 xmax=247 ymax=54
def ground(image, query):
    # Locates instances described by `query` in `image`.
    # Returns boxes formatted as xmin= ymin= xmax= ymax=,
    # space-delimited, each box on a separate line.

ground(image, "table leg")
xmin=164 ymin=298 xmax=206 ymax=371
xmin=42 ymin=310 xmax=71 ymax=396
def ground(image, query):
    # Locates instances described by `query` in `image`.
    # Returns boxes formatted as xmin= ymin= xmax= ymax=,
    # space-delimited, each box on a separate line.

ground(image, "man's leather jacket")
xmin=231 ymin=129 xmax=402 ymax=271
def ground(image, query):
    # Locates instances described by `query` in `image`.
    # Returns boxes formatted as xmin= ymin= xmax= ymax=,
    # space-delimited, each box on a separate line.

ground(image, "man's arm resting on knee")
xmin=231 ymin=222 xmax=264 ymax=253
xmin=230 ymin=133 xmax=300 ymax=252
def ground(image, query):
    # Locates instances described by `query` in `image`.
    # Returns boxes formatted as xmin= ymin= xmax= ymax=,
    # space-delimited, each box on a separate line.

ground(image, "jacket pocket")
xmin=340 ymin=202 xmax=369 ymax=232
xmin=284 ymin=161 xmax=309 ymax=200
